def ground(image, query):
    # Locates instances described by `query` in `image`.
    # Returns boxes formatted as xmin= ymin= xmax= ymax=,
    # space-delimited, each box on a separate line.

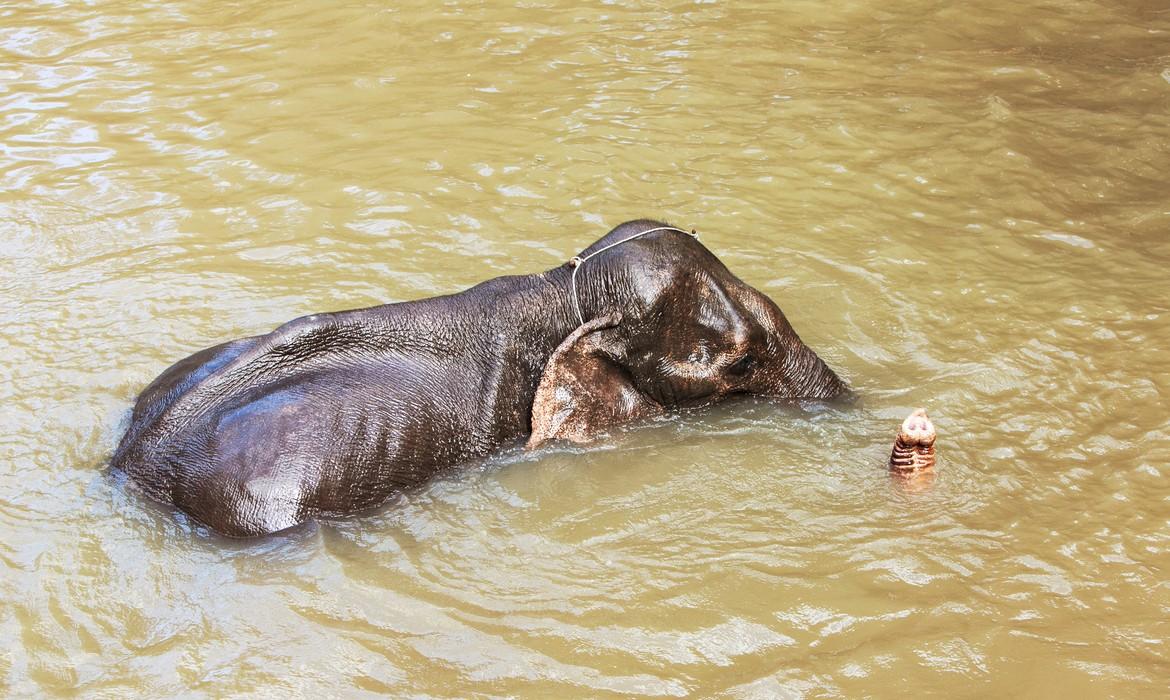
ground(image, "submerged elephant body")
xmin=113 ymin=221 xmax=848 ymax=536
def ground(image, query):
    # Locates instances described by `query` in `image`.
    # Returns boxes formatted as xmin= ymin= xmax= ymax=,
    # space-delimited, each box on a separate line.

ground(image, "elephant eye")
xmin=726 ymin=354 xmax=755 ymax=377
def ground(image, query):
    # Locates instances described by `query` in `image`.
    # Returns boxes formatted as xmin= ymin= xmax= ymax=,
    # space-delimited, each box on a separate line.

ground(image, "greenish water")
xmin=2 ymin=0 xmax=1169 ymax=696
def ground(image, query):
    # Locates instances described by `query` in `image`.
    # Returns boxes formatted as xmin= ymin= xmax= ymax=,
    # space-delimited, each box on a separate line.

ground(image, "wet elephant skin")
xmin=112 ymin=220 xmax=848 ymax=537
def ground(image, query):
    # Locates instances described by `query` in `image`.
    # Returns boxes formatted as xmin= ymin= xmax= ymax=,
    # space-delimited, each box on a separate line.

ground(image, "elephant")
xmin=889 ymin=408 xmax=936 ymax=472
xmin=112 ymin=220 xmax=849 ymax=537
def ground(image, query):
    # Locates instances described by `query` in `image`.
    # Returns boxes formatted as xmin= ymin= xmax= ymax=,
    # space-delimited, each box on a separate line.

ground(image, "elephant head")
xmin=528 ymin=221 xmax=849 ymax=448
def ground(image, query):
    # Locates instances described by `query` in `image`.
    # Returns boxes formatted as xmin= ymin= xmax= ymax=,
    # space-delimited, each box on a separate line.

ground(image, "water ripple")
xmin=2 ymin=0 xmax=1170 ymax=696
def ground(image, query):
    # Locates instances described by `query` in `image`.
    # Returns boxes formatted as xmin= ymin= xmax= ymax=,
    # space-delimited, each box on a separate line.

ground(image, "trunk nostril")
xmin=891 ymin=408 xmax=937 ymax=472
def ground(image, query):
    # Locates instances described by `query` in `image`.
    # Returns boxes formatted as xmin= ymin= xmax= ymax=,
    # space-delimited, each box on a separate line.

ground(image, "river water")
xmin=2 ymin=0 xmax=1169 ymax=696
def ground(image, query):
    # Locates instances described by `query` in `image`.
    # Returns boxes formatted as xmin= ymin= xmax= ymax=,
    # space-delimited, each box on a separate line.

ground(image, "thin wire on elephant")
xmin=568 ymin=225 xmax=698 ymax=325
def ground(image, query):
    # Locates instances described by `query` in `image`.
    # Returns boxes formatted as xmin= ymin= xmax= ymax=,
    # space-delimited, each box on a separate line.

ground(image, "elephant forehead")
xmin=682 ymin=275 xmax=753 ymax=343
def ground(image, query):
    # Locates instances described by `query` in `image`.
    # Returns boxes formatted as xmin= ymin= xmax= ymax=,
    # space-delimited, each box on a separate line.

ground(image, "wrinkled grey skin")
xmin=113 ymin=220 xmax=848 ymax=537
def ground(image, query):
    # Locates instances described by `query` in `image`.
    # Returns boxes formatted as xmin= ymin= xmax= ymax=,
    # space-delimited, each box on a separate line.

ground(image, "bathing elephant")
xmin=112 ymin=220 xmax=849 ymax=537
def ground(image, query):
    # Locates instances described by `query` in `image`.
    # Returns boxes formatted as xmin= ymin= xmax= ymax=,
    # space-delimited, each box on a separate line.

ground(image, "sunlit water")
xmin=2 ymin=0 xmax=1169 ymax=696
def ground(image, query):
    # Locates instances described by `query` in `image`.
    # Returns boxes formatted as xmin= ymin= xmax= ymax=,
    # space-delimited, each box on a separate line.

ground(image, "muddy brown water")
xmin=3 ymin=0 xmax=1170 ymax=696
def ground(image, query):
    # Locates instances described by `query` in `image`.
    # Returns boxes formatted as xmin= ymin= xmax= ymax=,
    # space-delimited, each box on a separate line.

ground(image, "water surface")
xmin=2 ymin=0 xmax=1169 ymax=696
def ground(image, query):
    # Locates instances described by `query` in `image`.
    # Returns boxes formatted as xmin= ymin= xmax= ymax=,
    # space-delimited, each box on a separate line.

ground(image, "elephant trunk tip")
xmin=889 ymin=408 xmax=936 ymax=471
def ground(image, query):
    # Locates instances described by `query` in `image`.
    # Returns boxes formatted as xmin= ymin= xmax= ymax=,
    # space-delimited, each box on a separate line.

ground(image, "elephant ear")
xmin=527 ymin=313 xmax=663 ymax=449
